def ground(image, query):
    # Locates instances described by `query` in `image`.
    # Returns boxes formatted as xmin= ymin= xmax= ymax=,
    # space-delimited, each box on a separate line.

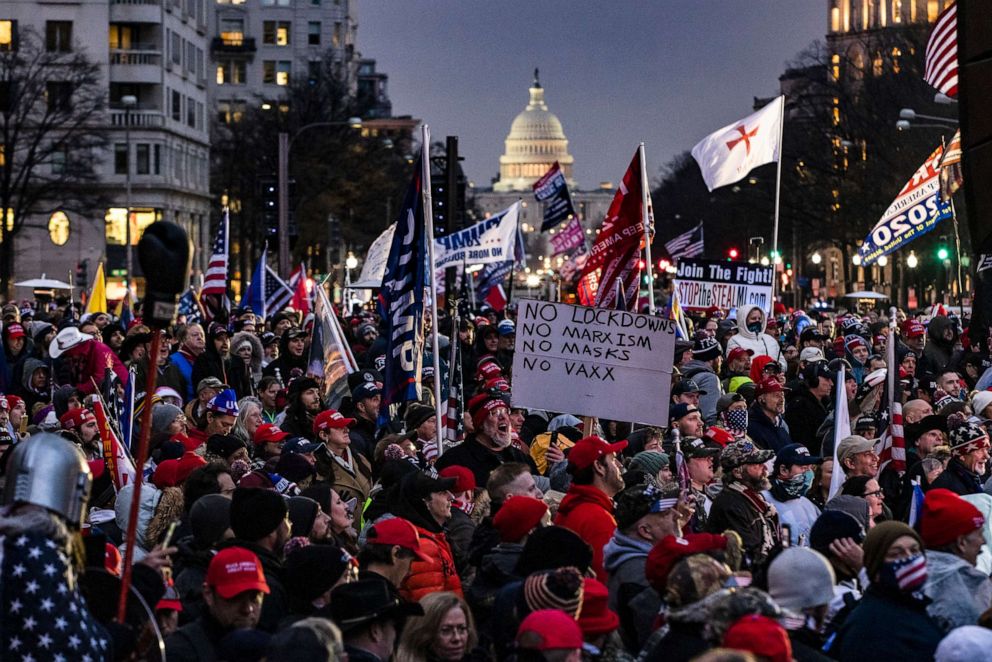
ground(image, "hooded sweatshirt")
xmin=725 ymin=305 xmax=786 ymax=370
xmin=920 ymin=315 xmax=958 ymax=376
xmin=555 ymin=483 xmax=617 ymax=581
xmin=603 ymin=531 xmax=653 ymax=611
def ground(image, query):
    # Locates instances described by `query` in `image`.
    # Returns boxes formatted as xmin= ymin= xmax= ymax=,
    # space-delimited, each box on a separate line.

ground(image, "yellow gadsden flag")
xmin=84 ymin=262 xmax=107 ymax=314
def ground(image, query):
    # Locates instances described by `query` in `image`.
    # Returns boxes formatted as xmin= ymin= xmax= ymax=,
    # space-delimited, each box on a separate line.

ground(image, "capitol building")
xmin=473 ymin=72 xmax=614 ymax=277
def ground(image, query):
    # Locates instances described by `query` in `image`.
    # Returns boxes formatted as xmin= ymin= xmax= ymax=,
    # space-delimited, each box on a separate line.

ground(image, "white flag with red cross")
xmin=691 ymin=96 xmax=784 ymax=192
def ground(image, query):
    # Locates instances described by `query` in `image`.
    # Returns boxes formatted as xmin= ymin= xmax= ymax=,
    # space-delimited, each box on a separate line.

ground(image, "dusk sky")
xmin=360 ymin=1 xmax=825 ymax=190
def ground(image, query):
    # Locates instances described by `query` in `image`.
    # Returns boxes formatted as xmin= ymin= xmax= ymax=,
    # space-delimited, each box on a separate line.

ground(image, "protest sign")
xmin=352 ymin=223 xmax=396 ymax=288
xmin=673 ymin=258 xmax=773 ymax=312
xmin=533 ymin=161 xmax=577 ymax=231
xmin=511 ymin=299 xmax=676 ymax=426
xmin=434 ymin=202 xmax=519 ymax=269
xmin=858 ymin=144 xmax=953 ymax=265
xmin=549 ymin=217 xmax=586 ymax=256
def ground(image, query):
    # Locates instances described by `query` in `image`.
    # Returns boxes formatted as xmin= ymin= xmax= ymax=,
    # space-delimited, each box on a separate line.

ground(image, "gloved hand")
xmin=137 ymin=222 xmax=192 ymax=329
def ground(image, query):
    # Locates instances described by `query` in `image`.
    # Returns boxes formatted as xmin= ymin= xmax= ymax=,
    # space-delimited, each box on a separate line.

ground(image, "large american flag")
xmin=924 ymin=2 xmax=958 ymax=98
xmin=442 ymin=319 xmax=464 ymax=452
xmin=664 ymin=223 xmax=705 ymax=260
xmin=875 ymin=324 xmax=906 ymax=475
xmin=200 ymin=211 xmax=230 ymax=322
xmin=264 ymin=265 xmax=294 ymax=316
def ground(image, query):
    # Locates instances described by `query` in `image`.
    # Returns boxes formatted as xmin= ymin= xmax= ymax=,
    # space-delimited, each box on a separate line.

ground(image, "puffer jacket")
xmin=923 ymin=550 xmax=992 ymax=632
xmin=400 ymin=524 xmax=463 ymax=602
xmin=554 ymin=483 xmax=617 ymax=581
xmin=725 ymin=304 xmax=786 ymax=369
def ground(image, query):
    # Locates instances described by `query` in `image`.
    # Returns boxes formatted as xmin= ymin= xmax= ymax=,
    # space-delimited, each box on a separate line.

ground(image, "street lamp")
xmin=898 ymin=108 xmax=959 ymax=125
xmin=343 ymin=251 xmax=358 ymax=311
xmin=852 ymin=254 xmax=862 ymax=266
xmin=811 ymin=252 xmax=822 ymax=265
xmin=877 ymin=255 xmax=888 ymax=267
xmin=907 ymin=251 xmax=918 ymax=269
xmin=121 ymin=94 xmax=137 ymax=293
xmin=278 ymin=117 xmax=363 ymax=275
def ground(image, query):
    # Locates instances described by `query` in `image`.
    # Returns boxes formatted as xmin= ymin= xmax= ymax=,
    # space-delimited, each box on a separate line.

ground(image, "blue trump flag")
xmin=240 ymin=245 xmax=268 ymax=318
xmin=378 ymin=153 xmax=427 ymax=411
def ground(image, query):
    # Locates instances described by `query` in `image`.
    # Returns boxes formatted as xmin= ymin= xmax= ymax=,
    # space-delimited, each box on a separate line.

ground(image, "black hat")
xmin=800 ymin=327 xmax=827 ymax=342
xmin=404 ymin=403 xmax=436 ymax=432
xmin=287 ymin=376 xmax=320 ymax=397
xmin=284 ymin=545 xmax=353 ymax=604
xmin=775 ymin=442 xmax=824 ymax=468
xmin=328 ymin=578 xmax=423 ymax=633
xmin=515 ymin=525 xmax=593 ymax=576
xmin=276 ymin=453 xmax=316 ymax=484
xmin=673 ymin=379 xmax=707 ymax=397
xmin=905 ymin=414 xmax=948 ymax=445
xmin=809 ymin=510 xmax=866 ymax=557
xmin=287 ymin=496 xmax=320 ymax=538
xmin=284 ymin=327 xmax=307 ymax=341
xmin=206 ymin=434 xmax=246 ymax=460
xmin=674 ymin=339 xmax=693 ymax=356
xmin=261 ymin=332 xmax=279 ymax=347
xmin=403 ymin=471 xmax=457 ymax=500
xmin=692 ymin=337 xmax=722 ymax=362
xmin=683 ymin=437 xmax=722 ymax=459
xmin=230 ymin=487 xmax=288 ymax=542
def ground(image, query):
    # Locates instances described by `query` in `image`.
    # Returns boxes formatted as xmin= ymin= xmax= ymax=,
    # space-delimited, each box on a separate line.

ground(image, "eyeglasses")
xmin=864 ymin=489 xmax=884 ymax=498
xmin=439 ymin=625 xmax=469 ymax=637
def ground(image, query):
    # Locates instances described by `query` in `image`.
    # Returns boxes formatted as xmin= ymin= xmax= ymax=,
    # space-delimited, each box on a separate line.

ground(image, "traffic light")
xmin=728 ymin=248 xmax=739 ymax=259
xmin=657 ymin=258 xmax=670 ymax=272
xmin=76 ymin=259 xmax=89 ymax=289
xmin=937 ymin=246 xmax=950 ymax=260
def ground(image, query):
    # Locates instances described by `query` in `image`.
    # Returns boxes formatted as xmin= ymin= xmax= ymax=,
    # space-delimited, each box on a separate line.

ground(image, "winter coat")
xmin=400 ymin=524 xmax=464 ymax=602
xmin=435 ymin=434 xmax=537 ymax=489
xmin=17 ymin=356 xmax=50 ymax=412
xmin=763 ymin=488 xmax=820 ymax=547
xmin=706 ymin=482 xmax=780 ymax=569
xmin=931 ymin=457 xmax=983 ymax=496
xmin=315 ymin=445 xmax=373 ymax=503
xmin=923 ymin=550 xmax=992 ymax=632
xmin=466 ymin=542 xmax=523 ymax=631
xmin=746 ymin=402 xmax=793 ymax=453
xmin=446 ymin=507 xmax=476 ymax=573
xmin=347 ymin=415 xmax=379 ymax=462
xmin=680 ymin=359 xmax=723 ymax=424
xmin=725 ymin=304 xmax=786 ymax=370
xmin=164 ymin=611 xmax=229 ymax=662
xmin=62 ymin=338 xmax=129 ymax=395
xmin=603 ymin=531 xmax=652 ymax=612
xmin=173 ymin=537 xmax=213 ymax=626
xmin=554 ymin=483 xmax=618 ymax=581
xmin=784 ymin=384 xmax=829 ymax=453
xmin=191 ymin=344 xmax=230 ymax=391
xmin=262 ymin=333 xmax=307 ymax=382
xmin=919 ymin=315 xmax=958 ymax=377
xmin=834 ymin=584 xmax=943 ymax=662
xmin=230 ymin=331 xmax=263 ymax=392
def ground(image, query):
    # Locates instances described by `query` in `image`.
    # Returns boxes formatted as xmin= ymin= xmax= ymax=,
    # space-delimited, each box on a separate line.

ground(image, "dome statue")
xmin=493 ymin=70 xmax=577 ymax=192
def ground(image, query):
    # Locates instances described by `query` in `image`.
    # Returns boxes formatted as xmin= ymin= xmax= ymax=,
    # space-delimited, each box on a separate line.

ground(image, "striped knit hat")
xmin=523 ymin=566 xmax=585 ymax=618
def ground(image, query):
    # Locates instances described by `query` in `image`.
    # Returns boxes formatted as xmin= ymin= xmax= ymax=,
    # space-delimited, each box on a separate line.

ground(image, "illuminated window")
xmin=831 ymin=53 xmax=841 ymax=80
xmin=263 ymin=21 xmax=290 ymax=46
xmin=892 ymin=0 xmax=902 ymax=22
xmin=831 ymin=7 xmax=840 ymax=31
xmin=263 ymin=60 xmax=290 ymax=85
xmin=880 ymin=0 xmax=887 ymax=26
xmin=892 ymin=47 xmax=902 ymax=73
xmin=219 ymin=18 xmax=243 ymax=46
xmin=49 ymin=211 xmax=70 ymax=246
xmin=1 ymin=20 xmax=17 ymax=51
xmin=927 ymin=0 xmax=939 ymax=22
xmin=872 ymin=52 xmax=883 ymax=76
xmin=216 ymin=59 xmax=245 ymax=84
xmin=105 ymin=208 xmax=158 ymax=246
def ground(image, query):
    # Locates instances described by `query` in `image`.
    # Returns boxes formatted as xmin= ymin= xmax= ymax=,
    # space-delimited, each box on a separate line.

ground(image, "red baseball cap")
xmin=4 ymin=323 xmax=25 ymax=339
xmin=516 ymin=609 xmax=584 ymax=651
xmin=704 ymin=426 xmax=735 ymax=447
xmin=313 ymin=409 xmax=356 ymax=435
xmin=253 ymin=423 xmax=289 ymax=447
xmin=476 ymin=358 xmax=503 ymax=381
xmin=365 ymin=517 xmax=430 ymax=562
xmin=60 ymin=407 xmax=96 ymax=430
xmin=567 ymin=436 xmax=628 ymax=472
xmin=438 ymin=465 xmax=476 ymax=493
xmin=727 ymin=347 xmax=754 ymax=363
xmin=754 ymin=377 xmax=788 ymax=397
xmin=901 ymin=319 xmax=926 ymax=339
xmin=206 ymin=546 xmax=271 ymax=599
xmin=723 ymin=614 xmax=792 ymax=662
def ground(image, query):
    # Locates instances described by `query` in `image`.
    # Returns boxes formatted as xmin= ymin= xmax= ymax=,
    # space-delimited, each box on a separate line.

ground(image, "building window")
xmin=308 ymin=22 xmax=320 ymax=46
xmin=115 ymin=143 xmax=128 ymax=174
xmin=263 ymin=21 xmax=290 ymax=45
xmin=51 ymin=148 xmax=66 ymax=174
xmin=927 ymin=0 xmax=939 ymax=22
xmin=48 ymin=211 xmax=70 ymax=246
xmin=153 ymin=144 xmax=161 ymax=174
xmin=872 ymin=51 xmax=884 ymax=76
xmin=892 ymin=46 xmax=902 ymax=73
xmin=0 ymin=20 xmax=17 ymax=52
xmin=171 ymin=32 xmax=181 ymax=64
xmin=332 ymin=22 xmax=341 ymax=48
xmin=263 ymin=60 xmax=291 ymax=85
xmin=45 ymin=21 xmax=72 ymax=52
xmin=172 ymin=90 xmax=181 ymax=121
xmin=219 ymin=18 xmax=244 ymax=45
xmin=109 ymin=24 xmax=135 ymax=50
xmin=136 ymin=144 xmax=150 ymax=174
xmin=216 ymin=59 xmax=246 ymax=84
xmin=105 ymin=207 xmax=157 ymax=246
xmin=46 ymin=82 xmax=73 ymax=112
xmin=187 ymin=98 xmax=196 ymax=127
xmin=186 ymin=41 xmax=196 ymax=73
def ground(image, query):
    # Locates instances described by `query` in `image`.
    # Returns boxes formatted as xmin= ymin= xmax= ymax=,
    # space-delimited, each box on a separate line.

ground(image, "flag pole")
xmin=421 ymin=124 xmax=445 ymax=455
xmin=638 ymin=143 xmax=656 ymax=314
xmin=769 ymin=96 xmax=785 ymax=314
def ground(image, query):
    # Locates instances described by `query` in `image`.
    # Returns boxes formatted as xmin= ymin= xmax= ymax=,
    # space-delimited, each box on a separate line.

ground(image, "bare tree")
xmin=0 ymin=25 xmax=108 ymax=293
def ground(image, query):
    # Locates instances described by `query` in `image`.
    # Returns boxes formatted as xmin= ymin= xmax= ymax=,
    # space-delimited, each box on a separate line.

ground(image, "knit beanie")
xmin=824 ymin=495 xmax=871 ymax=532
xmin=628 ymin=451 xmax=670 ymax=477
xmin=920 ymin=488 xmax=985 ymax=548
xmin=767 ymin=547 xmax=836 ymax=612
xmin=207 ymin=434 xmax=247 ymax=460
xmin=493 ymin=496 xmax=548 ymax=543
xmin=522 ymin=566 xmax=584 ymax=617
xmin=972 ymin=391 xmax=992 ymax=419
xmin=809 ymin=511 xmax=866 ymax=557
xmin=151 ymin=403 xmax=184 ymax=435
xmin=723 ymin=614 xmax=792 ymax=662
xmin=515 ymin=526 xmax=593 ymax=577
xmin=276 ymin=453 xmax=316 ymax=484
xmin=284 ymin=544 xmax=352 ymax=606
xmin=230 ymin=487 xmax=288 ymax=542
xmin=947 ymin=412 xmax=991 ymax=457
xmin=404 ymin=403 xmax=436 ymax=432
xmin=190 ymin=494 xmax=232 ymax=548
xmin=862 ymin=521 xmax=923 ymax=581
xmin=287 ymin=497 xmax=320 ymax=538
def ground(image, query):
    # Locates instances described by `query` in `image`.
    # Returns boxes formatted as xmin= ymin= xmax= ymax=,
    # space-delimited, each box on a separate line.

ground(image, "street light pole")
xmin=122 ymin=94 xmax=137 ymax=293
xmin=276 ymin=118 xmax=362 ymax=277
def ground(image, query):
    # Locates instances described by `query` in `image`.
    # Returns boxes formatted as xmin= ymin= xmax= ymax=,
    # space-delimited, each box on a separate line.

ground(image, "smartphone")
xmin=18 ymin=414 xmax=27 ymax=435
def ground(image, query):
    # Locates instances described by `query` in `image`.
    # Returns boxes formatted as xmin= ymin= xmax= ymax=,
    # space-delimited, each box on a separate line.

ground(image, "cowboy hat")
xmin=49 ymin=327 xmax=94 ymax=358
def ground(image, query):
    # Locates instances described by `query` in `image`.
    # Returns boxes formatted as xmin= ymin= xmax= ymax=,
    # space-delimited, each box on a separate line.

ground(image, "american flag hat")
xmin=207 ymin=388 xmax=240 ymax=417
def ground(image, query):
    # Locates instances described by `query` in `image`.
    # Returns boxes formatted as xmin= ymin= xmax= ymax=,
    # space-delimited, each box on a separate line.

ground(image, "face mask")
xmin=747 ymin=322 xmax=763 ymax=334
xmin=877 ymin=553 xmax=927 ymax=593
xmin=800 ymin=469 xmax=815 ymax=493
xmin=723 ymin=409 xmax=749 ymax=435
xmin=453 ymin=498 xmax=474 ymax=516
xmin=778 ymin=472 xmax=809 ymax=498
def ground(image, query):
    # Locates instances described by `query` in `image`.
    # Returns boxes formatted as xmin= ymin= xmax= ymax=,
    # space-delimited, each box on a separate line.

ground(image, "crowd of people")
xmin=3 ymin=296 xmax=992 ymax=662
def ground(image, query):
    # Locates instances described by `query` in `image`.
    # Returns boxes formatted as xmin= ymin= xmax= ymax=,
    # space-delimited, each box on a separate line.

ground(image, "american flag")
xmin=178 ymin=286 xmax=204 ymax=324
xmin=264 ymin=265 xmax=293 ymax=316
xmin=939 ymin=129 xmax=963 ymax=201
xmin=201 ymin=211 xmax=230 ymax=322
xmin=875 ymin=327 xmax=906 ymax=475
xmin=442 ymin=317 xmax=464 ymax=451
xmin=664 ymin=223 xmax=705 ymax=260
xmin=0 ymin=531 xmax=112 ymax=658
xmin=924 ymin=2 xmax=958 ymax=98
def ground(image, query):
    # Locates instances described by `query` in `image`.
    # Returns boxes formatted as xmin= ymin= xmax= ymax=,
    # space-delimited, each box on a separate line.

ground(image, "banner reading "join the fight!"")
xmin=673 ymin=258 xmax=773 ymax=313
xmin=858 ymin=145 xmax=953 ymax=265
